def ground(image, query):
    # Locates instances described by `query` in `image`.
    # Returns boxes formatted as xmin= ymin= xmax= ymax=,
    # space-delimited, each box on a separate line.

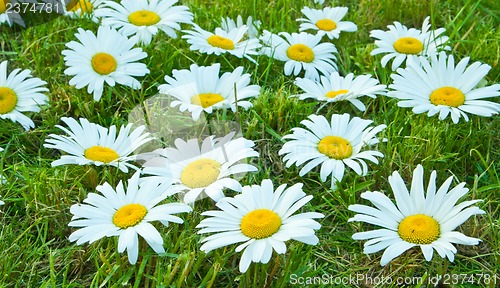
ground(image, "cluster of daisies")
xmin=42 ymin=116 xmax=323 ymax=272
xmin=0 ymin=0 xmax=498 ymax=274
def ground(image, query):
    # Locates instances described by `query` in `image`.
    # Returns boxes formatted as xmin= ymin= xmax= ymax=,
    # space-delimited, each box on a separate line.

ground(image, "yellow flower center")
xmin=207 ymin=35 xmax=235 ymax=50
xmin=316 ymin=19 xmax=337 ymax=31
xmin=0 ymin=87 xmax=18 ymax=114
xmin=398 ymin=214 xmax=440 ymax=245
xmin=91 ymin=53 xmax=117 ymax=75
xmin=0 ymin=0 xmax=9 ymax=13
xmin=128 ymin=10 xmax=161 ymax=26
xmin=84 ymin=146 xmax=120 ymax=163
xmin=286 ymin=44 xmax=315 ymax=63
xmin=180 ymin=158 xmax=221 ymax=188
xmin=66 ymin=0 xmax=93 ymax=13
xmin=317 ymin=136 xmax=353 ymax=160
xmin=112 ymin=203 xmax=148 ymax=229
xmin=325 ymin=89 xmax=349 ymax=99
xmin=240 ymin=209 xmax=282 ymax=239
xmin=191 ymin=93 xmax=225 ymax=108
xmin=429 ymin=86 xmax=465 ymax=108
xmin=393 ymin=37 xmax=424 ymax=54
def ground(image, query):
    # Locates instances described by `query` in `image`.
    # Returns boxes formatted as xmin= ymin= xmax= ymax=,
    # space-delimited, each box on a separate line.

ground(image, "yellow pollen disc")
xmin=317 ymin=136 xmax=353 ymax=160
xmin=180 ymin=158 xmax=221 ymax=188
xmin=113 ymin=203 xmax=148 ymax=229
xmin=84 ymin=146 xmax=120 ymax=163
xmin=91 ymin=53 xmax=117 ymax=75
xmin=429 ymin=86 xmax=465 ymax=108
xmin=207 ymin=35 xmax=235 ymax=50
xmin=287 ymin=44 xmax=315 ymax=63
xmin=316 ymin=19 xmax=337 ymax=31
xmin=0 ymin=0 xmax=9 ymax=13
xmin=393 ymin=37 xmax=424 ymax=54
xmin=325 ymin=89 xmax=349 ymax=99
xmin=0 ymin=87 xmax=18 ymax=114
xmin=191 ymin=93 xmax=225 ymax=108
xmin=240 ymin=209 xmax=282 ymax=239
xmin=128 ymin=10 xmax=161 ymax=26
xmin=66 ymin=0 xmax=93 ymax=13
xmin=398 ymin=214 xmax=440 ymax=245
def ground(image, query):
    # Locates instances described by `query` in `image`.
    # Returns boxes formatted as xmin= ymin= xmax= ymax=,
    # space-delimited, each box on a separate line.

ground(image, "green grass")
xmin=0 ymin=0 xmax=499 ymax=287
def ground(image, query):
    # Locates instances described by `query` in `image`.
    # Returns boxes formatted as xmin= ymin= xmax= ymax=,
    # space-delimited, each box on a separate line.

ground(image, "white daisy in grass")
xmin=388 ymin=51 xmax=500 ymax=123
xmin=278 ymin=113 xmax=386 ymax=189
xmin=0 ymin=60 xmax=49 ymax=130
xmin=314 ymin=0 xmax=325 ymax=4
xmin=370 ymin=16 xmax=449 ymax=70
xmin=349 ymin=164 xmax=485 ymax=266
xmin=0 ymin=1 xmax=10 ymax=26
xmin=221 ymin=15 xmax=261 ymax=39
xmin=260 ymin=31 xmax=338 ymax=81
xmin=62 ymin=0 xmax=105 ymax=22
xmin=96 ymin=0 xmax=193 ymax=45
xmin=294 ymin=72 xmax=387 ymax=111
xmin=182 ymin=24 xmax=261 ymax=63
xmin=0 ymin=0 xmax=24 ymax=27
xmin=158 ymin=63 xmax=260 ymax=121
xmin=297 ymin=7 xmax=357 ymax=40
xmin=43 ymin=117 xmax=152 ymax=173
xmin=68 ymin=172 xmax=192 ymax=265
xmin=197 ymin=179 xmax=324 ymax=273
xmin=142 ymin=134 xmax=259 ymax=204
xmin=62 ymin=26 xmax=149 ymax=101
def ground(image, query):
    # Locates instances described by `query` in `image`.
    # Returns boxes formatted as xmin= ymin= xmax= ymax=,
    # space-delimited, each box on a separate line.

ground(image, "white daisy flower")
xmin=197 ymin=179 xmax=324 ymax=273
xmin=1 ymin=0 xmax=25 ymax=27
xmin=96 ymin=0 xmax=193 ymax=45
xmin=61 ymin=0 xmax=106 ymax=23
xmin=297 ymin=7 xmax=357 ymax=40
xmin=279 ymin=113 xmax=386 ymax=189
xmin=142 ymin=134 xmax=259 ymax=204
xmin=182 ymin=24 xmax=262 ymax=63
xmin=43 ymin=117 xmax=153 ymax=173
xmin=388 ymin=51 xmax=500 ymax=123
xmin=158 ymin=63 xmax=260 ymax=121
xmin=62 ymin=26 xmax=149 ymax=101
xmin=349 ymin=164 xmax=485 ymax=266
xmin=0 ymin=2 xmax=11 ymax=26
xmin=294 ymin=72 xmax=387 ymax=111
xmin=370 ymin=16 xmax=449 ymax=70
xmin=0 ymin=60 xmax=49 ymax=130
xmin=68 ymin=172 xmax=192 ymax=264
xmin=314 ymin=0 xmax=325 ymax=4
xmin=221 ymin=15 xmax=261 ymax=39
xmin=260 ymin=31 xmax=338 ymax=81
